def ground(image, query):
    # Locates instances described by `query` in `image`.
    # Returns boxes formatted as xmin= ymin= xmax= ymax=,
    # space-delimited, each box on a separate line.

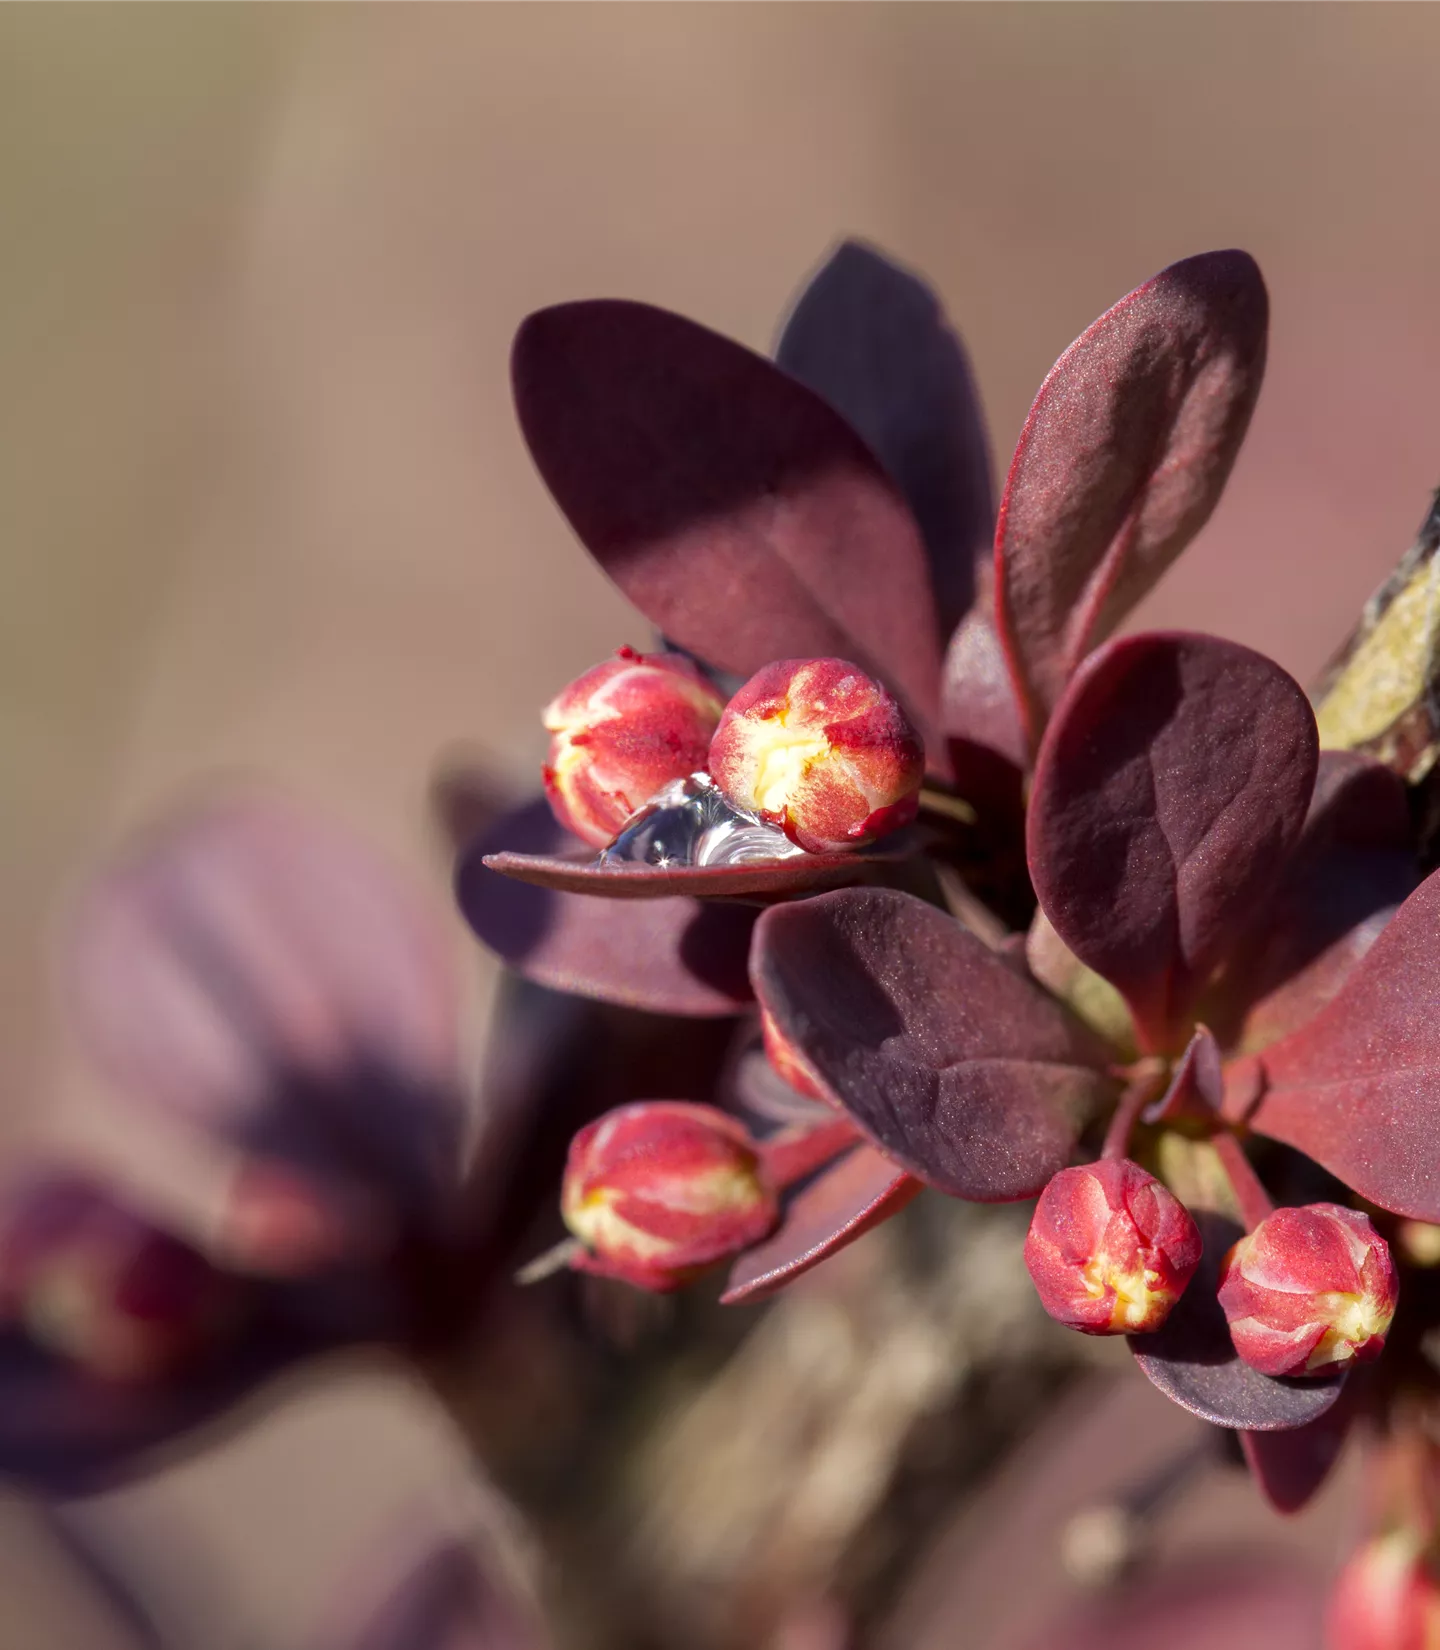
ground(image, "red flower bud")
xmin=561 ymin=1102 xmax=778 ymax=1291
xmin=542 ymin=648 xmax=726 ymax=847
xmin=1218 ymin=1202 xmax=1397 ymax=1377
xmin=1024 ymin=1159 xmax=1202 ymax=1335
xmin=1329 ymin=1533 xmax=1440 ymax=1650
xmin=0 ymin=1175 xmax=241 ymax=1382
xmin=707 ymin=658 xmax=924 ymax=853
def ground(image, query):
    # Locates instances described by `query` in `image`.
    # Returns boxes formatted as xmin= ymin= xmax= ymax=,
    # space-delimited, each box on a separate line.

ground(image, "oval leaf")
xmin=1028 ymin=632 xmax=1318 ymax=1052
xmin=774 ymin=238 xmax=994 ymax=641
xmin=457 ymin=800 xmax=754 ymax=1016
xmin=512 ymin=299 xmax=944 ymax=754
xmin=1129 ymin=1212 xmax=1344 ymax=1431
xmin=722 ymin=1144 xmax=918 ymax=1303
xmin=1249 ymin=866 xmax=1440 ymax=1218
xmin=750 ymin=887 xmax=1110 ymax=1200
xmin=1240 ymin=1386 xmax=1356 ymax=1514
xmin=995 ymin=249 xmax=1269 ymax=747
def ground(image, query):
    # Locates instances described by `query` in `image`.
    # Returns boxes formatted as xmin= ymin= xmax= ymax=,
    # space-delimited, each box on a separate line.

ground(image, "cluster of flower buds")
xmin=1217 ymin=1202 xmax=1398 ymax=1377
xmin=542 ymin=650 xmax=924 ymax=855
xmin=1024 ymin=1159 xmax=1202 ymax=1335
xmin=559 ymin=1102 xmax=779 ymax=1291
xmin=0 ymin=1174 xmax=242 ymax=1383
xmin=542 ymin=647 xmax=727 ymax=846
xmin=1329 ymin=1531 xmax=1440 ymax=1650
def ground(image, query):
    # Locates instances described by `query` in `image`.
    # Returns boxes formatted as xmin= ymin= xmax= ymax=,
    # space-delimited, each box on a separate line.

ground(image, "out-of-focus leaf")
xmin=1240 ymin=1384 xmax=1357 ymax=1514
xmin=512 ymin=300 xmax=945 ymax=758
xmin=456 ymin=800 xmax=755 ymax=1016
xmin=942 ymin=609 xmax=1028 ymax=775
xmin=60 ymin=796 xmax=465 ymax=1215
xmin=750 ymin=888 xmax=1110 ymax=1200
xmin=722 ymin=1038 xmax=836 ymax=1128
xmin=721 ymin=1144 xmax=919 ymax=1303
xmin=1129 ymin=1213 xmax=1345 ymax=1431
xmin=995 ymin=250 xmax=1268 ymax=748
xmin=1248 ymin=867 xmax=1440 ymax=1219
xmin=1027 ymin=633 xmax=1317 ymax=1052
xmin=774 ymin=238 xmax=994 ymax=641
xmin=1207 ymin=750 xmax=1416 ymax=1053
xmin=479 ymin=844 xmax=896 ymax=902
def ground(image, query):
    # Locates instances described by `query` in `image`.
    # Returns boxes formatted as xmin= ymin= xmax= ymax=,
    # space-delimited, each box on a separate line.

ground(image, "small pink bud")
xmin=561 ymin=1102 xmax=778 ymax=1292
xmin=1218 ymin=1202 xmax=1398 ymax=1377
xmin=707 ymin=658 xmax=924 ymax=853
xmin=542 ymin=648 xmax=726 ymax=847
xmin=0 ymin=1175 xmax=241 ymax=1383
xmin=1329 ymin=1532 xmax=1440 ymax=1650
xmin=1024 ymin=1159 xmax=1202 ymax=1335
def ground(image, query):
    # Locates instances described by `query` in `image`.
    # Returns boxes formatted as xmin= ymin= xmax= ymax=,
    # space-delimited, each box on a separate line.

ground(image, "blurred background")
xmin=4 ymin=6 xmax=1440 ymax=1645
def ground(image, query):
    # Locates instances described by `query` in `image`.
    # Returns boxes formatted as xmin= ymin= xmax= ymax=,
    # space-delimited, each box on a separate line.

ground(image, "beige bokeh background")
xmin=3 ymin=6 xmax=1439 ymax=1644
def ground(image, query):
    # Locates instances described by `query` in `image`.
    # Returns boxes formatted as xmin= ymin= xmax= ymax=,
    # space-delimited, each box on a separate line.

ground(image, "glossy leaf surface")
xmin=1028 ymin=632 xmax=1318 ymax=1052
xmin=774 ymin=238 xmax=993 ymax=641
xmin=721 ymin=1144 xmax=918 ymax=1303
xmin=750 ymin=888 xmax=1109 ymax=1200
xmin=1129 ymin=1213 xmax=1344 ymax=1431
xmin=995 ymin=250 xmax=1268 ymax=746
xmin=513 ymin=300 xmax=944 ymax=753
xmin=1249 ymin=867 xmax=1440 ymax=1219
xmin=457 ymin=800 xmax=755 ymax=1015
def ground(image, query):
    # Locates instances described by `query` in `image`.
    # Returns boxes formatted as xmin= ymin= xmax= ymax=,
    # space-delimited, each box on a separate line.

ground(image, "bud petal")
xmin=708 ymin=658 xmax=924 ymax=853
xmin=1329 ymin=1532 xmax=1440 ymax=1650
xmin=561 ymin=1102 xmax=778 ymax=1291
xmin=542 ymin=648 xmax=726 ymax=847
xmin=1024 ymin=1159 xmax=1202 ymax=1334
xmin=1218 ymin=1202 xmax=1397 ymax=1377
xmin=0 ymin=1175 xmax=242 ymax=1383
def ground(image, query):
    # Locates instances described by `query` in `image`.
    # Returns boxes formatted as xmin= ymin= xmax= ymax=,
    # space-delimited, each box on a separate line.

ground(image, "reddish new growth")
xmin=1024 ymin=1160 xmax=1202 ymax=1335
xmin=708 ymin=657 xmax=924 ymax=852
xmin=1218 ymin=1203 xmax=1398 ymax=1377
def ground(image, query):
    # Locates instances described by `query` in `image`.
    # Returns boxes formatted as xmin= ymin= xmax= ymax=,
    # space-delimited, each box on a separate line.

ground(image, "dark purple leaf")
xmin=58 ymin=796 xmax=466 ymax=1216
xmin=1240 ymin=1384 xmax=1357 ymax=1514
xmin=750 ymin=888 xmax=1110 ymax=1200
xmin=457 ymin=800 xmax=754 ymax=1016
xmin=1249 ymin=866 xmax=1440 ymax=1219
xmin=995 ymin=250 xmax=1268 ymax=747
xmin=722 ymin=1144 xmax=918 ymax=1304
xmin=942 ymin=608 xmax=1028 ymax=775
xmin=1206 ymin=751 xmax=1416 ymax=1053
xmin=1129 ymin=1212 xmax=1344 ymax=1431
xmin=774 ymin=238 xmax=994 ymax=641
xmin=1027 ymin=632 xmax=1318 ymax=1053
xmin=512 ymin=300 xmax=945 ymax=758
xmin=480 ymin=844 xmax=896 ymax=902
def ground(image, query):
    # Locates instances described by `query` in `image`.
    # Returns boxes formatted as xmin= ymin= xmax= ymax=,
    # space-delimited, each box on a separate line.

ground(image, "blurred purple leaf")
xmin=512 ymin=300 xmax=946 ymax=758
xmin=722 ymin=1143 xmax=918 ymax=1303
xmin=457 ymin=800 xmax=755 ymax=1016
xmin=1249 ymin=866 xmax=1440 ymax=1219
xmin=1129 ymin=1212 xmax=1344 ymax=1431
xmin=774 ymin=237 xmax=994 ymax=641
xmin=1208 ymin=750 xmax=1416 ymax=1053
xmin=1027 ymin=633 xmax=1318 ymax=1052
xmin=750 ymin=888 xmax=1110 ymax=1200
xmin=60 ymin=796 xmax=465 ymax=1215
xmin=942 ymin=609 xmax=1028 ymax=778
xmin=722 ymin=1037 xmax=837 ymax=1128
xmin=1240 ymin=1384 xmax=1357 ymax=1514
xmin=995 ymin=250 xmax=1268 ymax=747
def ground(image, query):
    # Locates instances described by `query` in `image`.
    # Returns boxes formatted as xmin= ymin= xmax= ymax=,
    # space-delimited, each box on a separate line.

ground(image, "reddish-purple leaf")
xmin=1144 ymin=1024 xmax=1222 ymax=1124
xmin=721 ymin=1144 xmax=919 ymax=1303
xmin=1248 ymin=867 xmax=1440 ymax=1219
xmin=750 ymin=888 xmax=1110 ymax=1200
xmin=774 ymin=238 xmax=994 ymax=642
xmin=1240 ymin=1384 xmax=1357 ymax=1514
xmin=1207 ymin=751 xmax=1416 ymax=1053
xmin=1129 ymin=1213 xmax=1344 ymax=1431
xmin=512 ymin=300 xmax=945 ymax=757
xmin=457 ymin=800 xmax=754 ymax=1016
xmin=723 ymin=1038 xmax=837 ymax=1128
xmin=480 ymin=844 xmax=894 ymax=902
xmin=942 ymin=608 xmax=1028 ymax=776
xmin=995 ymin=250 xmax=1268 ymax=748
xmin=59 ymin=796 xmax=465 ymax=1211
xmin=1028 ymin=633 xmax=1318 ymax=1053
